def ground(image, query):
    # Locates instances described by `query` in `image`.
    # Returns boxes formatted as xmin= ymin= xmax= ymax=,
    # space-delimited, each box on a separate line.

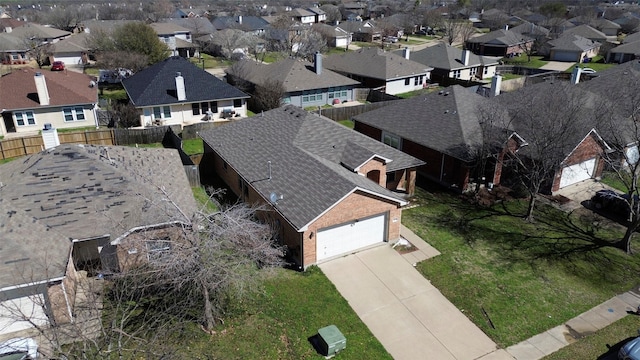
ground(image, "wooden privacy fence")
xmin=0 ymin=129 xmax=115 ymax=160
xmin=313 ymin=100 xmax=403 ymax=121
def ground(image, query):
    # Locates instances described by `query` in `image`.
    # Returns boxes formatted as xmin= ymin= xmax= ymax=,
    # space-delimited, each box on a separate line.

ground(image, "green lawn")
xmin=502 ymin=55 xmax=548 ymax=68
xmin=600 ymin=172 xmax=629 ymax=192
xmin=190 ymin=54 xmax=232 ymax=69
xmin=543 ymin=315 xmax=640 ymax=359
xmin=191 ymin=186 xmax=218 ymax=213
xmin=403 ymin=187 xmax=640 ymax=347
xmin=338 ymin=120 xmax=354 ymax=129
xmin=500 ymin=73 xmax=524 ymax=81
xmin=182 ymin=138 xmax=203 ymax=155
xmin=176 ymin=267 xmax=392 ymax=359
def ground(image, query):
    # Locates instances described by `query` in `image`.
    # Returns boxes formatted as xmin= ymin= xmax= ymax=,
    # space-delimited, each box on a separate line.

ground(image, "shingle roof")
xmin=150 ymin=22 xmax=190 ymax=34
xmin=0 ymin=68 xmax=97 ymax=111
xmin=52 ymin=32 xmax=90 ymax=53
xmin=80 ymin=19 xmax=138 ymax=34
xmin=623 ymin=31 xmax=640 ymax=44
xmin=291 ymin=8 xmax=315 ymax=17
xmin=466 ymin=29 xmax=532 ymax=46
xmin=226 ymin=57 xmax=359 ymax=92
xmin=323 ymin=47 xmax=432 ymax=81
xmin=122 ymin=56 xmax=248 ymax=107
xmin=510 ymin=22 xmax=550 ymax=37
xmin=549 ymin=34 xmax=600 ymax=52
xmin=561 ymin=24 xmax=608 ymax=41
xmin=199 ymin=105 xmax=424 ymax=230
xmin=211 ymin=16 xmax=269 ymax=31
xmin=336 ymin=21 xmax=379 ymax=34
xmin=167 ymin=18 xmax=216 ymax=36
xmin=0 ymin=32 xmax=25 ymax=51
xmin=353 ymin=85 xmax=486 ymax=162
xmin=610 ymin=40 xmax=640 ymax=54
xmin=10 ymin=23 xmax=70 ymax=40
xmin=0 ymin=144 xmax=197 ymax=288
xmin=395 ymin=42 xmax=500 ymax=71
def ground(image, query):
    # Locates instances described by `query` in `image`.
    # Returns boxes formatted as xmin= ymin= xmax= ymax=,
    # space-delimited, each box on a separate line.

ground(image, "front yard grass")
xmin=543 ymin=315 xmax=640 ymax=359
xmin=403 ymin=187 xmax=640 ymax=347
xmin=177 ymin=267 xmax=392 ymax=359
xmin=600 ymin=172 xmax=629 ymax=192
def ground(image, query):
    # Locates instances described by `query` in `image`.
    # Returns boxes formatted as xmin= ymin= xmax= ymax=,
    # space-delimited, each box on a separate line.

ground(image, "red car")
xmin=51 ymin=61 xmax=65 ymax=71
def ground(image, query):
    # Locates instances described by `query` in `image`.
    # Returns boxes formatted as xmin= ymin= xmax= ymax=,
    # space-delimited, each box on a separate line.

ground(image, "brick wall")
xmin=358 ymin=157 xmax=387 ymax=187
xmin=551 ymin=132 xmax=603 ymax=192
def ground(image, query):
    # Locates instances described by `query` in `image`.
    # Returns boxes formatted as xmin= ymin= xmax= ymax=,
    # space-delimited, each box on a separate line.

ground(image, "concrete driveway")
xmin=319 ymin=245 xmax=513 ymax=360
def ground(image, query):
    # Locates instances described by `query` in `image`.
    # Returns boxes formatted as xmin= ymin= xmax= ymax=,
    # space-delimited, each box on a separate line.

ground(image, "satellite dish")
xmin=270 ymin=192 xmax=283 ymax=204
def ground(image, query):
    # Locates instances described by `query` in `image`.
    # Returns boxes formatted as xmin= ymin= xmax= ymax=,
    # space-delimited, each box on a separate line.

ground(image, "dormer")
xmin=340 ymin=141 xmax=392 ymax=187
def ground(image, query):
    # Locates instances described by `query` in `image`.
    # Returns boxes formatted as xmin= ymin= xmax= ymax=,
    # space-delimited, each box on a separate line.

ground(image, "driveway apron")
xmin=319 ymin=245 xmax=512 ymax=360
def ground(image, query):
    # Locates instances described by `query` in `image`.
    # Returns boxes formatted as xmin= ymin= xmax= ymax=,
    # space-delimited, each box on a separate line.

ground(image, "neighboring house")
xmin=0 ymin=22 xmax=71 ymax=64
xmin=7 ymin=22 xmax=71 ymax=44
xmin=353 ymin=85 xmax=495 ymax=191
xmin=199 ymin=105 xmax=424 ymax=269
xmin=465 ymin=29 xmax=534 ymax=57
xmin=170 ymin=8 xmax=209 ymax=18
xmin=167 ymin=18 xmax=217 ymax=39
xmin=150 ymin=22 xmax=198 ymax=58
xmin=211 ymin=16 xmax=269 ymax=35
xmin=547 ymin=34 xmax=601 ymax=62
xmin=0 ymin=31 xmax=27 ymax=64
xmin=50 ymin=32 xmax=91 ymax=67
xmin=312 ymin=23 xmax=351 ymax=48
xmin=510 ymin=21 xmax=551 ymax=41
xmin=122 ymin=56 xmax=249 ymax=127
xmin=590 ymin=18 xmax=621 ymax=36
xmin=336 ymin=21 xmax=381 ymax=42
xmin=608 ymin=39 xmax=640 ymax=63
xmin=0 ymin=68 xmax=98 ymax=136
xmin=395 ymin=43 xmax=500 ymax=84
xmin=560 ymin=24 xmax=608 ymax=43
xmin=306 ymin=6 xmax=327 ymax=23
xmin=0 ymin=144 xmax=196 ymax=337
xmin=290 ymin=8 xmax=316 ymax=24
xmin=226 ymin=54 xmax=360 ymax=107
xmin=323 ymin=47 xmax=433 ymax=95
xmin=342 ymin=2 xmax=368 ymax=19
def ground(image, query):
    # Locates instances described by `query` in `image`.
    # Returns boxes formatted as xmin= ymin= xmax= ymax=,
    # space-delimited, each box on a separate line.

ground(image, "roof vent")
xmin=444 ymin=110 xmax=449 ymax=114
xmin=438 ymin=90 xmax=444 ymax=95
xmin=444 ymin=92 xmax=450 ymax=96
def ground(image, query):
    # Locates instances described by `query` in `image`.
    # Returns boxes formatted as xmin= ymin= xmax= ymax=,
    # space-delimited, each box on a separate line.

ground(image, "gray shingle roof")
xmin=199 ymin=105 xmax=424 ymax=230
xmin=466 ymin=29 xmax=532 ymax=46
xmin=510 ymin=22 xmax=550 ymax=37
xmin=549 ymin=34 xmax=600 ymax=52
xmin=561 ymin=24 xmax=607 ymax=41
xmin=10 ymin=23 xmax=70 ymax=40
xmin=323 ymin=47 xmax=432 ymax=81
xmin=610 ymin=40 xmax=640 ymax=54
xmin=394 ymin=42 xmax=500 ymax=71
xmin=122 ymin=56 xmax=248 ymax=107
xmin=211 ymin=16 xmax=269 ymax=31
xmin=226 ymin=57 xmax=359 ymax=93
xmin=0 ymin=144 xmax=197 ymax=288
xmin=353 ymin=85 xmax=485 ymax=162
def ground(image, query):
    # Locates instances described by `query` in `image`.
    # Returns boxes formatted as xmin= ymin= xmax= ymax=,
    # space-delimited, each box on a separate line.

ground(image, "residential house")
xmin=336 ymin=21 xmax=381 ymax=42
xmin=199 ymin=105 xmax=424 ymax=269
xmin=0 ymin=22 xmax=71 ymax=64
xmin=50 ymin=32 xmax=91 ymax=67
xmin=306 ymin=6 xmax=327 ymax=23
xmin=510 ymin=21 xmax=551 ymax=41
xmin=0 ymin=68 xmax=98 ymax=136
xmin=341 ymin=2 xmax=368 ymax=20
xmin=0 ymin=18 xmax=26 ymax=32
xmin=289 ymin=8 xmax=316 ymax=24
xmin=353 ymin=85 xmax=494 ymax=191
xmin=122 ymin=56 xmax=249 ymax=127
xmin=323 ymin=47 xmax=433 ymax=95
xmin=312 ymin=23 xmax=351 ymax=48
xmin=226 ymin=54 xmax=360 ymax=108
xmin=0 ymin=31 xmax=27 ymax=64
xmin=395 ymin=43 xmax=500 ymax=84
xmin=211 ymin=16 xmax=269 ymax=36
xmin=167 ymin=18 xmax=217 ymax=39
xmin=6 ymin=22 xmax=70 ymax=44
xmin=560 ymin=24 xmax=609 ymax=44
xmin=0 ymin=144 xmax=196 ymax=336
xmin=608 ymin=39 xmax=640 ymax=63
xmin=590 ymin=18 xmax=621 ymax=36
xmin=150 ymin=22 xmax=198 ymax=58
xmin=170 ymin=7 xmax=210 ymax=18
xmin=465 ymin=29 xmax=534 ymax=57
xmin=547 ymin=34 xmax=601 ymax=62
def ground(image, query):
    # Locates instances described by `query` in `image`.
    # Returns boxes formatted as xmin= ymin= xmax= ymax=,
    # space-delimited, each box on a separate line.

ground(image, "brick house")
xmin=0 ymin=144 xmax=196 ymax=337
xmin=199 ymin=105 xmax=424 ymax=269
xmin=551 ymin=129 xmax=608 ymax=192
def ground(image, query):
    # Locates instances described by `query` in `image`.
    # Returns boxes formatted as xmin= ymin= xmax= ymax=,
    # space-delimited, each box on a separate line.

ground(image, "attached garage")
xmin=559 ymin=158 xmax=596 ymax=188
xmin=316 ymin=213 xmax=387 ymax=262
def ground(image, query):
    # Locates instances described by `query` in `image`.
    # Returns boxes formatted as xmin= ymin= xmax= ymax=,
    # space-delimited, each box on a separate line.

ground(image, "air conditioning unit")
xmin=317 ymin=325 xmax=346 ymax=357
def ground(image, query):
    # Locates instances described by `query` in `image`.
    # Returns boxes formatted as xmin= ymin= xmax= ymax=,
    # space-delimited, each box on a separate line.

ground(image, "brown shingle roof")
xmin=0 ymin=68 xmax=97 ymax=110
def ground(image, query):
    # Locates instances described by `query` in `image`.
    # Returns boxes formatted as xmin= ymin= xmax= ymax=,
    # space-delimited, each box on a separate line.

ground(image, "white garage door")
xmin=0 ymin=295 xmax=49 ymax=335
xmin=552 ymin=51 xmax=579 ymax=62
xmin=559 ymin=158 xmax=596 ymax=188
xmin=316 ymin=213 xmax=387 ymax=262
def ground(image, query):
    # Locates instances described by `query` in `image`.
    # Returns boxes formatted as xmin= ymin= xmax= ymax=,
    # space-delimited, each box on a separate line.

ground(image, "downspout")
xmin=60 ymin=281 xmax=74 ymax=323
xmin=440 ymin=153 xmax=445 ymax=182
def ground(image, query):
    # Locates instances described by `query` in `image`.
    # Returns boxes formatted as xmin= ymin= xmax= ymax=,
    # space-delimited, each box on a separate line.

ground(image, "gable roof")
xmin=549 ymin=34 xmax=600 ymax=52
xmin=0 ymin=68 xmax=97 ymax=111
xmin=80 ymin=19 xmax=138 ymax=34
xmin=0 ymin=144 xmax=197 ymax=287
xmin=122 ymin=56 xmax=248 ymax=107
xmin=10 ymin=22 xmax=70 ymax=40
xmin=199 ymin=105 xmax=424 ymax=231
xmin=167 ymin=18 xmax=217 ymax=36
xmin=610 ymin=40 xmax=640 ymax=55
xmin=510 ymin=22 xmax=550 ymax=37
xmin=52 ymin=32 xmax=90 ymax=53
xmin=150 ymin=22 xmax=190 ymax=35
xmin=0 ymin=31 xmax=26 ymax=51
xmin=323 ymin=47 xmax=432 ymax=81
xmin=336 ymin=21 xmax=379 ymax=34
xmin=466 ymin=29 xmax=532 ymax=46
xmin=623 ymin=31 xmax=640 ymax=44
xmin=561 ymin=24 xmax=608 ymax=41
xmin=396 ymin=42 xmax=500 ymax=70
xmin=227 ymin=57 xmax=359 ymax=93
xmin=353 ymin=85 xmax=486 ymax=162
xmin=211 ymin=16 xmax=269 ymax=31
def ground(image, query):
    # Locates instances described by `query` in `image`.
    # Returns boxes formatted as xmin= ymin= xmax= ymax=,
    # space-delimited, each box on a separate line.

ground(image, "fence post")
xmin=22 ymin=137 xmax=26 ymax=156
xmin=0 ymin=140 xmax=4 ymax=160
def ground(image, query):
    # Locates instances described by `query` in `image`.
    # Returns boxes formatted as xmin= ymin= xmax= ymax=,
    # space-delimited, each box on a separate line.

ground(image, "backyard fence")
xmin=313 ymin=99 xmax=403 ymax=121
xmin=0 ymin=129 xmax=115 ymax=160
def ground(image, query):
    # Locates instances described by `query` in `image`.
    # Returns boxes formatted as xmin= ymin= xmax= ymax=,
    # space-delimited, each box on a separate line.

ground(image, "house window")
xmin=483 ymin=67 xmax=489 ymax=75
xmin=233 ymin=99 xmax=242 ymax=108
xmin=302 ymin=89 xmax=323 ymax=103
xmin=452 ymin=70 xmax=461 ymax=79
xmin=404 ymin=78 xmax=410 ymax=85
xmin=153 ymin=106 xmax=171 ymax=119
xmin=382 ymin=132 xmax=401 ymax=149
xmin=210 ymin=101 xmax=218 ymax=113
xmin=15 ymin=111 xmax=35 ymax=126
xmin=146 ymin=237 xmax=171 ymax=263
xmin=192 ymin=102 xmax=213 ymax=116
xmin=414 ymin=76 xmax=420 ymax=85
xmin=470 ymin=68 xmax=478 ymax=76
xmin=63 ymin=107 xmax=86 ymax=122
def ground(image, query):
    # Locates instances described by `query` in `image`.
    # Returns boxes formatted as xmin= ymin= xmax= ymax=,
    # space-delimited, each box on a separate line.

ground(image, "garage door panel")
xmin=316 ymin=213 xmax=387 ymax=261
xmin=560 ymin=158 xmax=595 ymax=188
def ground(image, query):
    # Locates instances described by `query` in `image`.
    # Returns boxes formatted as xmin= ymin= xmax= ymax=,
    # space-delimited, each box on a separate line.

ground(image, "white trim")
xmin=560 ymin=128 xmax=609 ymax=166
xmin=110 ymin=221 xmax=190 ymax=245
xmin=0 ymin=277 xmax=65 ymax=292
xmin=60 ymin=280 xmax=74 ymax=323
xmin=352 ymin=154 xmax=393 ymax=172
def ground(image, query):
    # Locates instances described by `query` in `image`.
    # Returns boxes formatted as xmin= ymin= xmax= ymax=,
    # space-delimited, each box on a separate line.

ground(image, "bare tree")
xmin=321 ymin=4 xmax=342 ymax=24
xmin=210 ymin=29 xmax=251 ymax=59
xmin=251 ymin=79 xmax=285 ymax=112
xmin=44 ymin=6 xmax=80 ymax=31
xmin=443 ymin=19 xmax=467 ymax=45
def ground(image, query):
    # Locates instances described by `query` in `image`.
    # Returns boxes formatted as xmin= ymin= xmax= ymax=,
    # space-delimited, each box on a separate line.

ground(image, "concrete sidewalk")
xmin=539 ymin=61 xmax=574 ymax=72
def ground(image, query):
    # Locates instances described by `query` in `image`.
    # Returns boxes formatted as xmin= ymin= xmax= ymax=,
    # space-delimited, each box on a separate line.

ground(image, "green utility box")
xmin=318 ymin=325 xmax=346 ymax=357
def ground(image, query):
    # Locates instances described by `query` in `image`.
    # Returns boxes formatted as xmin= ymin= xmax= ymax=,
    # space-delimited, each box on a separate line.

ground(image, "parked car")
xmin=50 ymin=61 xmax=65 ymax=71
xmin=590 ymin=189 xmax=638 ymax=218
xmin=619 ymin=334 xmax=640 ymax=359
xmin=0 ymin=338 xmax=38 ymax=359
xmin=581 ymin=67 xmax=596 ymax=74
xmin=384 ymin=36 xmax=398 ymax=43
